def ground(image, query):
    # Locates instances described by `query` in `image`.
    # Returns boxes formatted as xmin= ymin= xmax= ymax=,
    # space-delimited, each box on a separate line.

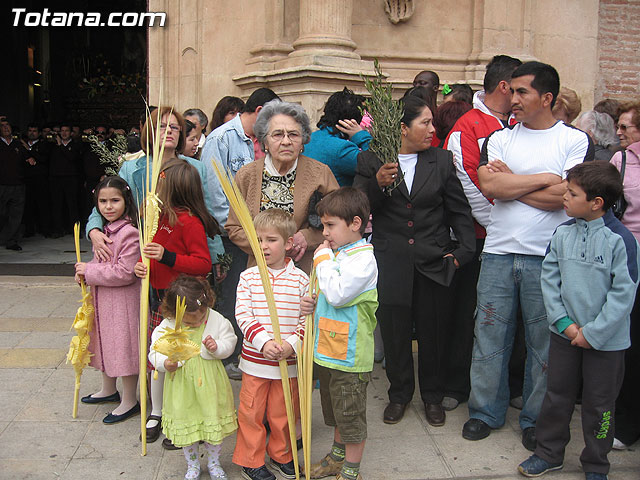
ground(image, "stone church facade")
xmin=148 ymin=0 xmax=639 ymax=122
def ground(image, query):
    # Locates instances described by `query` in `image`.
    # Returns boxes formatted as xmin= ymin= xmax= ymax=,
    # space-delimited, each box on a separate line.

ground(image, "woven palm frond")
xmin=152 ymin=296 xmax=201 ymax=364
xmin=67 ymin=222 xmax=95 ymax=418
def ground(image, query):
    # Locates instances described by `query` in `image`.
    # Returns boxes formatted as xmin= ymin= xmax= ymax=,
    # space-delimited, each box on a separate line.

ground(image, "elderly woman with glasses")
xmin=225 ymin=100 xmax=339 ymax=273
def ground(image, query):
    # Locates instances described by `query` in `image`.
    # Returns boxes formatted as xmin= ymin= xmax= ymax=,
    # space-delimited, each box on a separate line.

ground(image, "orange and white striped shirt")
xmin=235 ymin=258 xmax=309 ymax=379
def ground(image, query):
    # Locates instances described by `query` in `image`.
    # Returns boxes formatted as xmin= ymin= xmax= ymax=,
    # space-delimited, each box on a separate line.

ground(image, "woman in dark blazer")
xmin=354 ymin=95 xmax=475 ymax=427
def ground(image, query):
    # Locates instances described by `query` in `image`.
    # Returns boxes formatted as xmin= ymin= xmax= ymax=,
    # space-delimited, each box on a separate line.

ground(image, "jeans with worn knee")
xmin=468 ymin=253 xmax=550 ymax=430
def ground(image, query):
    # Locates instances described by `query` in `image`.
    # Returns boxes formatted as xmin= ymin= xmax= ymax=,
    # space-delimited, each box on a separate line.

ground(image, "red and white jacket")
xmin=444 ymin=91 xmax=514 ymax=239
xmin=235 ymin=258 xmax=309 ymax=379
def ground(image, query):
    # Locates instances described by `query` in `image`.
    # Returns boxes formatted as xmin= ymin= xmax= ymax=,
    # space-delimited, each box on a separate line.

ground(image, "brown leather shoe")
xmin=304 ymin=453 xmax=343 ymax=478
xmin=383 ymin=402 xmax=408 ymax=424
xmin=425 ymin=403 xmax=445 ymax=427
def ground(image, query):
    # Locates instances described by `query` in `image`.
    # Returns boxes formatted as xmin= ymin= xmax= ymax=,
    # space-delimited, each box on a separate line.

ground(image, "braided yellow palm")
xmin=67 ymin=222 xmax=95 ymax=418
xmin=152 ymin=296 xmax=200 ymax=365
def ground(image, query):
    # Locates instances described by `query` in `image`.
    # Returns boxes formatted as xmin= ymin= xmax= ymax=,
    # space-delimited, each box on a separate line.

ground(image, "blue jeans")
xmin=468 ymin=253 xmax=550 ymax=430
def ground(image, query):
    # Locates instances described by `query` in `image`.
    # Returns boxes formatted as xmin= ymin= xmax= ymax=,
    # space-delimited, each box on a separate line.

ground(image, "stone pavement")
xmin=0 ymin=275 xmax=638 ymax=480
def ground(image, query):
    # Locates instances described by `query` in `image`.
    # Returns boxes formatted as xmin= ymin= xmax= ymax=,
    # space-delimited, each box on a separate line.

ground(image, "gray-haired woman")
xmin=225 ymin=100 xmax=339 ymax=273
xmin=576 ymin=110 xmax=619 ymax=161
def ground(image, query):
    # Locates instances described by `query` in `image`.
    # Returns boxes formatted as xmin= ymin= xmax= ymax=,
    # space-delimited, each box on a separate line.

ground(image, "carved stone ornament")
xmin=385 ymin=0 xmax=415 ymax=24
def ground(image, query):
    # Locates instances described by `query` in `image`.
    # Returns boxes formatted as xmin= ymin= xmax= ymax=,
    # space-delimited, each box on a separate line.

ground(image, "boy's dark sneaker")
xmin=522 ymin=427 xmax=537 ymax=452
xmin=585 ymin=473 xmax=608 ymax=480
xmin=518 ymin=454 xmax=563 ymax=477
xmin=242 ymin=465 xmax=275 ymax=480
xmin=269 ymin=459 xmax=296 ymax=479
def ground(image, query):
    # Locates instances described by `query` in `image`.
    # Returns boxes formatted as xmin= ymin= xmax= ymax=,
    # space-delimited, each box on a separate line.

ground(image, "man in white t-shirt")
xmin=462 ymin=62 xmax=593 ymax=452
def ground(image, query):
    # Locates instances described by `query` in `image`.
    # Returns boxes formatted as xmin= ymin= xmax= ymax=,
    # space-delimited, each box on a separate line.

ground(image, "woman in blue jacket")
xmin=304 ymin=87 xmax=371 ymax=187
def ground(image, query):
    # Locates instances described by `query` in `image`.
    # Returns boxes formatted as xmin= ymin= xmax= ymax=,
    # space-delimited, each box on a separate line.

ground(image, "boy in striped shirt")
xmin=307 ymin=187 xmax=378 ymax=480
xmin=232 ymin=209 xmax=309 ymax=480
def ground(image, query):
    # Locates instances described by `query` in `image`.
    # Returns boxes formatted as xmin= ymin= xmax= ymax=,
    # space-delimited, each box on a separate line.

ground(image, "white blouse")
xmin=398 ymin=153 xmax=418 ymax=193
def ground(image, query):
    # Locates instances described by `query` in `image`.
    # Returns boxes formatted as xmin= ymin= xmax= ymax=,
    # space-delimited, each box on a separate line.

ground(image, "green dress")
xmin=162 ymin=320 xmax=238 ymax=447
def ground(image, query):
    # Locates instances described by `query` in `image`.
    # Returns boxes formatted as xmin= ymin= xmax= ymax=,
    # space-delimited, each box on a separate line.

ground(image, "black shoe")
xmin=383 ymin=402 xmax=408 ymax=424
xmin=425 ymin=403 xmax=446 ymax=427
xmin=296 ymin=437 xmax=303 ymax=450
xmin=103 ymin=402 xmax=140 ymax=424
xmin=144 ymin=414 xmax=162 ymax=443
xmin=6 ymin=243 xmax=22 ymax=251
xmin=81 ymin=391 xmax=121 ymax=404
xmin=522 ymin=427 xmax=537 ymax=452
xmin=270 ymin=459 xmax=296 ymax=479
xmin=162 ymin=437 xmax=180 ymax=450
xmin=462 ymin=418 xmax=492 ymax=441
xmin=242 ymin=465 xmax=275 ymax=480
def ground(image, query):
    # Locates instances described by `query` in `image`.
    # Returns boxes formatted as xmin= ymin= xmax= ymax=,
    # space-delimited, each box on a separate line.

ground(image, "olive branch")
xmin=361 ymin=59 xmax=404 ymax=194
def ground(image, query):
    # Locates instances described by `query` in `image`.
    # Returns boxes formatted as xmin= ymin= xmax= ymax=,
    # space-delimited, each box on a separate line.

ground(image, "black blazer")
xmin=354 ymin=148 xmax=475 ymax=306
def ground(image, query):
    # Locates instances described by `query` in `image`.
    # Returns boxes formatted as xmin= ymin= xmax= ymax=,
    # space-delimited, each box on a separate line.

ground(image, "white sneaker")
xmin=225 ymin=363 xmax=242 ymax=380
xmin=612 ymin=438 xmax=628 ymax=450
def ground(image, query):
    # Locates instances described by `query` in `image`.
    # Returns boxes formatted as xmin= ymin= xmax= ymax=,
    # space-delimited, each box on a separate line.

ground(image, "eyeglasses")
xmin=159 ymin=123 xmax=181 ymax=132
xmin=269 ymin=130 xmax=302 ymax=142
xmin=617 ymin=123 xmax=637 ymax=132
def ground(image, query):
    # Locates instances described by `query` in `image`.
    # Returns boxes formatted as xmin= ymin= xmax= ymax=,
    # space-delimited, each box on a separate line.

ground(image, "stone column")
xmin=465 ymin=0 xmax=534 ymax=82
xmin=245 ymin=0 xmax=294 ymax=68
xmin=233 ymin=0 xmax=376 ymax=124
xmin=289 ymin=0 xmax=359 ymax=59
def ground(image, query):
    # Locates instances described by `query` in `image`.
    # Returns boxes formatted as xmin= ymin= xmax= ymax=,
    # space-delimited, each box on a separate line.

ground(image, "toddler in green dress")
xmin=149 ymin=275 xmax=238 ymax=480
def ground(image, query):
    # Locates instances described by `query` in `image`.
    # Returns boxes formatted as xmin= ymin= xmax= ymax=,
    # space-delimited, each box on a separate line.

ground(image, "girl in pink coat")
xmin=75 ymin=176 xmax=141 ymax=424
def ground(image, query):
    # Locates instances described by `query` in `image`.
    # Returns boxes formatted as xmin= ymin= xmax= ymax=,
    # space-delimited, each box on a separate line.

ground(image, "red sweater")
xmin=149 ymin=209 xmax=212 ymax=290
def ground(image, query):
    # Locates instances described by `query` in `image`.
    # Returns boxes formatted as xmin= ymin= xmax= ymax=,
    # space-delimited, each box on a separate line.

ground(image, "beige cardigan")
xmin=225 ymin=155 xmax=339 ymax=273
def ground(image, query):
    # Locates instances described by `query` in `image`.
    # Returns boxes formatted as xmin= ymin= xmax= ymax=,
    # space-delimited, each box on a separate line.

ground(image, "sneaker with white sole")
xmin=242 ymin=465 xmax=275 ymax=480
xmin=518 ymin=454 xmax=563 ymax=477
xmin=269 ymin=459 xmax=295 ymax=479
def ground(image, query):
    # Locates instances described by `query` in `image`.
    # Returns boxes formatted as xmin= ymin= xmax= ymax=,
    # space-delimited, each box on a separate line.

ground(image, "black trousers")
xmin=216 ymin=236 xmax=248 ymax=364
xmin=23 ymin=176 xmax=50 ymax=235
xmin=614 ymin=289 xmax=640 ymax=445
xmin=446 ymin=238 xmax=482 ymax=401
xmin=535 ymin=333 xmax=625 ymax=474
xmin=0 ymin=184 xmax=25 ymax=246
xmin=378 ymin=269 xmax=456 ymax=404
xmin=50 ymin=176 xmax=79 ymax=234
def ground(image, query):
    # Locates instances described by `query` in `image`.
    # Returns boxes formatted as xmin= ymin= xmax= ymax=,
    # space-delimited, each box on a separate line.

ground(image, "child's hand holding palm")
xmin=164 ymin=359 xmax=179 ymax=372
xmin=143 ymin=242 xmax=165 ymax=260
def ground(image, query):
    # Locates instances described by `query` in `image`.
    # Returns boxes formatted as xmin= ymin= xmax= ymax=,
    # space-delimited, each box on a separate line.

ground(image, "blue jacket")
xmin=541 ymin=210 xmax=640 ymax=351
xmin=85 ymin=154 xmax=225 ymax=262
xmin=304 ymin=127 xmax=371 ymax=187
xmin=199 ymin=113 xmax=255 ymax=225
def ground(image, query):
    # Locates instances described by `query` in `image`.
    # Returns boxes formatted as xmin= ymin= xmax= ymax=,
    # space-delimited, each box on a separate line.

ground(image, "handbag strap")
xmin=620 ymin=150 xmax=627 ymax=180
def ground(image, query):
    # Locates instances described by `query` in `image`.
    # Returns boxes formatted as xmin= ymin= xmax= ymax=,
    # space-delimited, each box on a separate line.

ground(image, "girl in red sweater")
xmin=135 ymin=158 xmax=220 ymax=448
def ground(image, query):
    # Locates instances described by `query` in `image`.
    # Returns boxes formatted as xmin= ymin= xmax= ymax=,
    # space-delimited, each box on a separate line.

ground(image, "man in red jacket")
xmin=440 ymin=55 xmax=522 ymax=412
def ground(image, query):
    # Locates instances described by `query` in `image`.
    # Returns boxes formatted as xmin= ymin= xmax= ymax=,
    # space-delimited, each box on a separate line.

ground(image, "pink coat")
xmin=612 ymin=141 xmax=640 ymax=243
xmin=84 ymin=219 xmax=141 ymax=377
